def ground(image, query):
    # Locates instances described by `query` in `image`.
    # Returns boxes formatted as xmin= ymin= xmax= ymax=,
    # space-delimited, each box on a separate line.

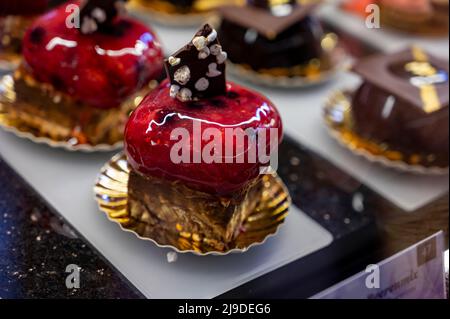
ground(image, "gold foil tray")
xmin=129 ymin=0 xmax=235 ymax=27
xmin=323 ymin=90 xmax=449 ymax=175
xmin=94 ymin=153 xmax=291 ymax=256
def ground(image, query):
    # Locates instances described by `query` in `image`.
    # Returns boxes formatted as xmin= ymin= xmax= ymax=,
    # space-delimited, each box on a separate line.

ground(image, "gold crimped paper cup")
xmin=323 ymin=90 xmax=449 ymax=175
xmin=129 ymin=0 xmax=243 ymax=27
xmin=0 ymin=71 xmax=153 ymax=152
xmin=94 ymin=153 xmax=291 ymax=256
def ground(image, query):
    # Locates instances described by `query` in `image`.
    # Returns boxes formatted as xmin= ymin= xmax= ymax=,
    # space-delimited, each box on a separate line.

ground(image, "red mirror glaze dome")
xmin=125 ymin=80 xmax=283 ymax=195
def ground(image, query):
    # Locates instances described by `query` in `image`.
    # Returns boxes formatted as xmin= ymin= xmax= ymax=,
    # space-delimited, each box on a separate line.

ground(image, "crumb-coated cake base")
xmin=127 ymin=169 xmax=263 ymax=251
xmin=2 ymin=67 xmax=139 ymax=146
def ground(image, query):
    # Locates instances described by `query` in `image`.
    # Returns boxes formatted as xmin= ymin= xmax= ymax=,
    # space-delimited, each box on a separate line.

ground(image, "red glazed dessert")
xmin=23 ymin=0 xmax=164 ymax=109
xmin=3 ymin=0 xmax=164 ymax=146
xmin=126 ymin=80 xmax=282 ymax=195
xmin=124 ymin=24 xmax=283 ymax=250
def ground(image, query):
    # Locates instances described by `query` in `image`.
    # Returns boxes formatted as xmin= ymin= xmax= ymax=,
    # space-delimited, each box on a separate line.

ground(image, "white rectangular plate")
xmin=0 ymin=131 xmax=333 ymax=298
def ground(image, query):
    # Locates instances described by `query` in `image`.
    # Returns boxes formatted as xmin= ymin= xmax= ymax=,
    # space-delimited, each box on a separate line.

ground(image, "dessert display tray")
xmin=0 ymin=131 xmax=332 ymax=298
xmin=149 ymin=23 xmax=449 ymax=212
xmin=0 ymin=6 xmax=448 ymax=299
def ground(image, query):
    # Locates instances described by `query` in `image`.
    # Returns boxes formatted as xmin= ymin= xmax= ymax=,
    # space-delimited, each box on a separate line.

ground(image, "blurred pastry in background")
xmin=129 ymin=0 xmax=243 ymax=26
xmin=217 ymin=0 xmax=341 ymax=87
xmin=0 ymin=0 xmax=164 ymax=148
xmin=379 ymin=0 xmax=449 ymax=35
xmin=0 ymin=0 xmax=66 ymax=63
xmin=341 ymin=0 xmax=373 ymax=17
xmin=325 ymin=47 xmax=449 ymax=171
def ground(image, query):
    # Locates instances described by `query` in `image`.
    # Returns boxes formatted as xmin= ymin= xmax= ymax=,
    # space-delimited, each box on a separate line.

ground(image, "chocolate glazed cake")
xmin=351 ymin=48 xmax=449 ymax=168
xmin=125 ymin=24 xmax=283 ymax=251
xmin=217 ymin=0 xmax=331 ymax=77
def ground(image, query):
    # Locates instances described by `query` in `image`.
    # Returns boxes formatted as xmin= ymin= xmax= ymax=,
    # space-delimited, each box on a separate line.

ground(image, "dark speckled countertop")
xmin=0 ymin=155 xmax=143 ymax=299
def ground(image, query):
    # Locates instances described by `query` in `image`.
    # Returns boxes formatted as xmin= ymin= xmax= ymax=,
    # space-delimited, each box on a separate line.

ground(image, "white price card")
xmin=312 ymin=232 xmax=446 ymax=299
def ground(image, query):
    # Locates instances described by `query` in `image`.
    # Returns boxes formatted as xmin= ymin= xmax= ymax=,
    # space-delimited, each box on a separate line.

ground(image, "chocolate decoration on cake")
xmin=220 ymin=1 xmax=319 ymax=39
xmin=80 ymin=0 xmax=128 ymax=34
xmin=351 ymin=47 xmax=449 ymax=166
xmin=164 ymin=24 xmax=227 ymax=102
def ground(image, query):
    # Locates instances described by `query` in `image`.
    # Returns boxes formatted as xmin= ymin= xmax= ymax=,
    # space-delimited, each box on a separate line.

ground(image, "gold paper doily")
xmin=94 ymin=153 xmax=291 ymax=256
xmin=323 ymin=90 xmax=449 ymax=175
xmin=129 ymin=0 xmax=226 ymax=27
xmin=0 ymin=73 xmax=152 ymax=152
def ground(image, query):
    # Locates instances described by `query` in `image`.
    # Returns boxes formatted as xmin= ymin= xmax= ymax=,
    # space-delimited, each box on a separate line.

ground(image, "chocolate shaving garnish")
xmin=165 ymin=24 xmax=227 ymax=102
xmin=219 ymin=1 xmax=320 ymax=39
xmin=80 ymin=0 xmax=128 ymax=34
xmin=352 ymin=48 xmax=449 ymax=113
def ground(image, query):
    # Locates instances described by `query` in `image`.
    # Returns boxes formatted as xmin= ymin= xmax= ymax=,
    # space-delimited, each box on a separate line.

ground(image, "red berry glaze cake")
xmin=125 ymin=80 xmax=282 ymax=195
xmin=4 ymin=0 xmax=164 ymax=146
xmin=23 ymin=0 xmax=164 ymax=109
xmin=124 ymin=24 xmax=283 ymax=251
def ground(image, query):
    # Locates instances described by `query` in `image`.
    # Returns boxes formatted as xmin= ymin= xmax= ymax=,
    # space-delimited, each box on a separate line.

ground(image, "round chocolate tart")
xmin=324 ymin=47 xmax=449 ymax=173
xmin=378 ymin=0 xmax=449 ymax=35
xmin=129 ymin=0 xmax=243 ymax=26
xmin=0 ymin=0 xmax=164 ymax=150
xmin=96 ymin=24 xmax=290 ymax=254
xmin=217 ymin=0 xmax=340 ymax=87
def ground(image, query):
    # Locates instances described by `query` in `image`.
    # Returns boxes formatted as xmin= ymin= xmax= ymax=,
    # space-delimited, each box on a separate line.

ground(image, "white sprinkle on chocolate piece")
xmin=174 ymin=66 xmax=191 ymax=85
xmin=207 ymin=29 xmax=217 ymax=43
xmin=168 ymin=56 xmax=181 ymax=66
xmin=170 ymin=85 xmax=180 ymax=98
xmin=92 ymin=8 xmax=106 ymax=22
xmin=217 ymin=51 xmax=227 ymax=64
xmin=179 ymin=88 xmax=192 ymax=102
xmin=81 ymin=16 xmax=98 ymax=34
xmin=195 ymin=77 xmax=209 ymax=91
xmin=210 ymin=44 xmax=222 ymax=56
xmin=192 ymin=36 xmax=207 ymax=51
xmin=207 ymin=63 xmax=222 ymax=78
xmin=198 ymin=47 xmax=210 ymax=60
